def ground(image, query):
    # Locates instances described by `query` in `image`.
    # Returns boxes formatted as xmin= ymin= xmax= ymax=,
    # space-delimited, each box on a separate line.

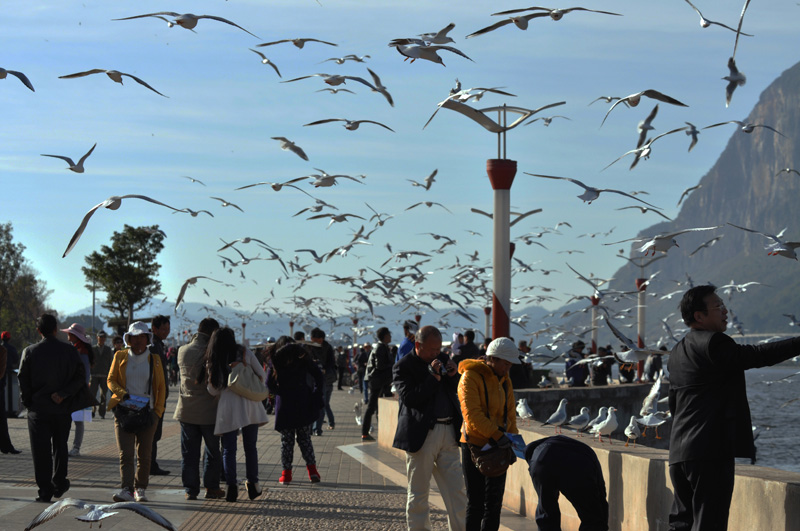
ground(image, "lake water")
xmin=744 ymin=363 xmax=800 ymax=473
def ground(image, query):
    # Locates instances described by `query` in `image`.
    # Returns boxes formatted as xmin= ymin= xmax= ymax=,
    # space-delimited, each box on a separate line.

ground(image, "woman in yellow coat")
xmin=458 ymin=337 xmax=520 ymax=531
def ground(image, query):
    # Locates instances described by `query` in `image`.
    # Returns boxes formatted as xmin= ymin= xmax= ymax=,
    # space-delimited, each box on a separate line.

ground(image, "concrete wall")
xmin=378 ymin=397 xmax=800 ymax=531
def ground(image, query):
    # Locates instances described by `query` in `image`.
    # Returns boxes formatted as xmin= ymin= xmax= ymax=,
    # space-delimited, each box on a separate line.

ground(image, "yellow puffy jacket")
xmin=107 ymin=349 xmax=167 ymax=418
xmin=457 ymin=358 xmax=517 ymax=447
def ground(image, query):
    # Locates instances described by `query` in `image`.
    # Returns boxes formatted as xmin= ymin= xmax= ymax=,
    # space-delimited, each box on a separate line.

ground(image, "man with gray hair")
xmin=392 ymin=325 xmax=466 ymax=530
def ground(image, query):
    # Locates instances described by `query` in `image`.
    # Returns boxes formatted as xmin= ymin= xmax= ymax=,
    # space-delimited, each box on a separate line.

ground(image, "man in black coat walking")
xmin=668 ymin=285 xmax=800 ymax=530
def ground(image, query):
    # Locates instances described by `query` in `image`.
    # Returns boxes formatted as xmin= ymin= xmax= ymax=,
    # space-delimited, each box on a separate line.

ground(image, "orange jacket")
xmin=457 ymin=358 xmax=517 ymax=447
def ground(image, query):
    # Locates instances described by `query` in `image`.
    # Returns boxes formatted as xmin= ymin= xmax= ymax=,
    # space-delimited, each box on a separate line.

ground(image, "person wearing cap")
xmin=18 ymin=314 xmax=86 ymax=502
xmin=458 ymin=337 xmax=520 ymax=531
xmin=565 ymin=341 xmax=588 ymax=387
xmin=107 ymin=321 xmax=167 ymax=503
xmin=394 ymin=320 xmax=418 ymax=364
xmin=61 ymin=323 xmax=94 ymax=457
xmin=90 ymin=331 xmax=113 ymax=419
xmin=392 ymin=325 xmax=466 ymax=531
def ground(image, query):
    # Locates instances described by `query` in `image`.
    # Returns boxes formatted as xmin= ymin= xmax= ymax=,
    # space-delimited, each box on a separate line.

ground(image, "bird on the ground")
xmin=366 ymin=68 xmax=394 ymax=107
xmin=525 ymin=173 xmax=660 ymax=207
xmin=583 ymin=406 xmax=608 ymax=433
xmin=542 ymin=398 xmax=568 ymax=433
xmin=406 ymin=201 xmax=453 ymax=214
xmin=591 ymin=406 xmax=618 ymax=443
xmin=210 ymin=197 xmax=244 ymax=212
xmin=727 ymin=222 xmax=800 ymax=259
xmin=257 ymin=38 xmax=337 ymax=49
xmin=354 ymin=402 xmax=362 ymax=425
xmin=0 ymin=67 xmax=35 ymax=91
xmin=282 ymin=73 xmax=376 ymax=90
xmin=248 ymin=49 xmax=281 ymax=77
xmin=600 ymin=89 xmax=688 ymax=127
xmin=603 ymin=126 xmax=689 ymax=171
xmin=616 ymin=206 xmax=671 ymax=221
xmin=41 ymin=143 xmax=97 ymax=173
xmin=175 ymin=276 xmax=223 ymax=309
xmin=114 ymin=12 xmax=259 ymax=38
xmin=606 ymin=226 xmax=721 ymax=256
xmin=776 ymin=168 xmax=800 ymax=177
xmin=63 ymin=195 xmax=180 ymax=257
xmin=304 ymin=118 xmax=394 ymax=132
xmin=24 ymin=498 xmax=177 ymax=531
xmin=624 ymin=415 xmax=641 ymax=447
xmin=271 ymin=137 xmax=309 ymax=161
xmin=683 ymin=0 xmax=753 ymax=34
xmin=407 ymin=169 xmax=438 ymax=191
xmin=565 ymin=407 xmax=591 ymax=435
xmin=419 ymin=23 xmax=457 ymax=44
xmin=182 ymin=175 xmax=205 ymax=186
xmin=703 ymin=119 xmax=785 ymax=137
xmin=723 ymin=57 xmax=747 ymax=107
xmin=467 ymin=7 xmax=621 ymax=38
xmin=388 ymin=39 xmax=473 ymax=65
xmin=59 ymin=69 xmax=167 ymax=97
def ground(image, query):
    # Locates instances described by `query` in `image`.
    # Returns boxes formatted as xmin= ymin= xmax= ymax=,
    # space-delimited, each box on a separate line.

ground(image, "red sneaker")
xmin=307 ymin=464 xmax=321 ymax=483
xmin=279 ymin=469 xmax=292 ymax=485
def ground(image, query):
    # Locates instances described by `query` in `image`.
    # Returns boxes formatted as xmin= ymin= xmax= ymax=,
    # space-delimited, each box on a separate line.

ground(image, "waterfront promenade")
xmin=0 ymin=385 xmax=532 ymax=531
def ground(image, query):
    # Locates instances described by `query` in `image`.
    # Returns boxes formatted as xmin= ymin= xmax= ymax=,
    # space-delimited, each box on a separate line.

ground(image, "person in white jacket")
xmin=204 ymin=327 xmax=268 ymax=502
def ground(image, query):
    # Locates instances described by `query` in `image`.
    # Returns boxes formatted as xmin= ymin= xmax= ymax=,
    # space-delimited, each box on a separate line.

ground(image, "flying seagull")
xmin=676 ymin=184 xmax=702 ymax=207
xmin=407 ymin=169 xmax=438 ymax=190
xmin=606 ymin=226 xmax=722 ymax=256
xmin=271 ymin=137 xmax=309 ymax=161
xmin=603 ymin=126 xmax=689 ymax=171
xmin=406 ymin=201 xmax=453 ymax=214
xmin=59 ymin=69 xmax=167 ymax=97
xmin=600 ymin=89 xmax=688 ymax=127
xmin=467 ymin=7 xmax=622 ymax=38
xmin=182 ymin=176 xmax=205 ymax=186
xmin=210 ymin=197 xmax=244 ymax=212
xmin=24 ymin=498 xmax=177 ymax=531
xmin=63 ymin=195 xmax=181 ymax=257
xmin=175 ymin=276 xmax=223 ymax=309
xmin=257 ymin=38 xmax=337 ymax=49
xmin=616 ymin=206 xmax=672 ymax=221
xmin=248 ymin=49 xmax=281 ymax=77
xmin=685 ymin=122 xmax=700 ymax=151
xmin=683 ymin=0 xmax=753 ymax=34
xmin=426 ymin=99 xmax=565 ymax=133
xmin=727 ymin=222 xmax=800 ymax=260
xmin=419 ymin=22 xmax=457 ymax=44
xmin=423 ymin=86 xmax=518 ymax=129
xmin=732 ymin=0 xmax=753 ymax=60
xmin=0 ymin=67 xmax=35 ymax=91
xmin=776 ymin=168 xmax=800 ymax=177
xmin=388 ymin=38 xmax=473 ymax=66
xmin=282 ymin=73 xmax=376 ymax=90
xmin=113 ymin=12 xmax=260 ymax=39
xmin=41 ymin=143 xmax=97 ymax=173
xmin=367 ymin=68 xmax=394 ymax=107
xmin=524 ymin=173 xmax=660 ymax=208
xmin=723 ymin=57 xmax=746 ymax=108
xmin=703 ymin=120 xmax=785 ymax=138
xmin=319 ymin=54 xmax=371 ymax=64
xmin=303 ymin=118 xmax=394 ymax=132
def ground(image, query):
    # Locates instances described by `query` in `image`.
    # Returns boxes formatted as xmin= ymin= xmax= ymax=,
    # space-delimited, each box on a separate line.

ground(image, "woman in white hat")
xmin=61 ymin=323 xmax=93 ymax=457
xmin=106 ymin=321 xmax=166 ymax=504
xmin=457 ymin=337 xmax=521 ymax=531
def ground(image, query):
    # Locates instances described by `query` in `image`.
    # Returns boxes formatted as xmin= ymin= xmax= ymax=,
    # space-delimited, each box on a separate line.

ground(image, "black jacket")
xmin=452 ymin=341 xmax=480 ymax=366
xmin=668 ymin=330 xmax=800 ymax=464
xmin=19 ymin=336 xmax=86 ymax=415
xmin=366 ymin=342 xmax=393 ymax=390
xmin=392 ymin=351 xmax=461 ymax=453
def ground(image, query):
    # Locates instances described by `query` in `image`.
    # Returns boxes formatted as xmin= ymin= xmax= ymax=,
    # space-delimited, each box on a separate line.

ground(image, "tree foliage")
xmin=0 ymin=222 xmax=51 ymax=347
xmin=82 ymin=225 xmax=165 ymax=322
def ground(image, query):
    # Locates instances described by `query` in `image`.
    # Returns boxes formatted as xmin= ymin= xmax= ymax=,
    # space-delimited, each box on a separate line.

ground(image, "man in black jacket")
xmin=452 ymin=329 xmax=480 ymax=366
xmin=668 ymin=285 xmax=800 ymax=530
xmin=392 ymin=325 xmax=466 ymax=531
xmin=307 ymin=328 xmax=337 ymax=435
xmin=18 ymin=314 xmax=86 ymax=502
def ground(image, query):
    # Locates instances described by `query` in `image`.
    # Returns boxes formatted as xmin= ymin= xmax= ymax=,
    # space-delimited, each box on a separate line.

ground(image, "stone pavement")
xmin=0 ymin=384 xmax=534 ymax=530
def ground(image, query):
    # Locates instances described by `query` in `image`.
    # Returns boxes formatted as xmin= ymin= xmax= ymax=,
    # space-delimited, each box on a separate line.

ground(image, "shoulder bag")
xmin=228 ymin=356 xmax=269 ymax=402
xmin=466 ymin=373 xmax=517 ymax=477
xmin=114 ymin=355 xmax=155 ymax=433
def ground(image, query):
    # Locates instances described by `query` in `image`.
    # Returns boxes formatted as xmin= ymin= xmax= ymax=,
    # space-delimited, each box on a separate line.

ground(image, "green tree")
xmin=82 ymin=224 xmax=165 ymax=324
xmin=0 ymin=222 xmax=52 ymax=347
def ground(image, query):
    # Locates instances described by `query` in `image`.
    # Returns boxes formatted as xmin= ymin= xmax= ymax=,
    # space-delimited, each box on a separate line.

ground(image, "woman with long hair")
xmin=204 ymin=327 xmax=268 ymax=502
xmin=61 ymin=323 xmax=94 ymax=458
xmin=266 ymin=336 xmax=323 ymax=485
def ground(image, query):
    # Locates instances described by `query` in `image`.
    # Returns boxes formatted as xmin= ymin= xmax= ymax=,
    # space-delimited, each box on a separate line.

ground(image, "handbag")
xmin=114 ymin=355 xmax=154 ymax=434
xmin=228 ymin=358 xmax=269 ymax=402
xmin=466 ymin=374 xmax=517 ymax=478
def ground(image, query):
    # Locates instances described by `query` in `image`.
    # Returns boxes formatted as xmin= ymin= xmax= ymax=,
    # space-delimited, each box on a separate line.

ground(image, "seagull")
xmin=727 ymin=222 xmax=800 ymax=259
xmin=601 ymin=310 xmax=668 ymax=363
xmin=589 ymin=95 xmax=625 ymax=106
xmin=182 ymin=175 xmax=206 ymax=186
xmin=640 ymin=372 xmax=662 ymax=417
xmin=775 ymin=168 xmax=800 ymax=177
xmin=63 ymin=195 xmax=181 ymax=257
xmin=636 ymin=105 xmax=659 ymax=147
xmin=210 ymin=197 xmax=244 ymax=212
xmin=407 ymin=169 xmax=438 ymax=190
xmin=525 ymin=115 xmax=571 ymax=127
xmin=59 ymin=69 xmax=167 ymax=97
xmin=492 ymin=6 xmax=624 ymax=20
xmin=406 ymin=201 xmax=453 ymax=214
xmin=235 ymin=177 xmax=315 ymax=196
xmin=282 ymin=73 xmax=376 ymax=90
xmin=684 ymin=122 xmax=700 ymax=152
xmin=565 ymin=407 xmax=591 ymax=435
xmin=388 ymin=39 xmax=473 ymax=66
xmin=248 ymin=49 xmax=281 ymax=77
xmin=683 ymin=0 xmax=753 ymax=34
xmin=606 ymin=226 xmax=722 ymax=256
xmin=271 ymin=137 xmax=309 ymax=161
xmin=703 ymin=120 xmax=785 ymax=138
xmin=113 ymin=12 xmax=259 ymax=39
xmin=624 ymin=415 xmax=641 ymax=447
xmin=316 ymin=87 xmax=356 ymax=95
xmin=41 ymin=143 xmax=96 ymax=173
xmin=524 ymin=173 xmax=660 ymax=208
xmin=366 ymin=68 xmax=394 ymax=107
xmin=689 ymin=235 xmax=723 ymax=256
xmin=723 ymin=57 xmax=746 ymax=107
xmin=616 ymin=206 xmax=671 ymax=221
xmin=175 ymin=276 xmax=223 ymax=309
xmin=307 ymin=212 xmax=366 ymax=228
xmin=677 ymin=184 xmax=702 ymax=207
xmin=303 ymin=118 xmax=394 ymax=132
xmin=516 ymin=398 xmax=535 ymax=420
xmin=218 ymin=237 xmax=282 ymax=252
xmin=542 ymin=398 xmax=568 ymax=433
xmin=600 ymin=89 xmax=688 ymax=127
xmin=583 ymin=406 xmax=608 ymax=433
xmin=319 ymin=54 xmax=371 ymax=64
xmin=354 ymin=401 xmax=363 ymax=425
xmin=635 ymin=411 xmax=671 ymax=439
xmin=418 ymin=22 xmax=457 ymax=44
xmin=732 ymin=0 xmax=753 ymax=60
xmin=591 ymin=406 xmax=618 ymax=443
xmin=175 ymin=208 xmax=213 ymax=217
xmin=257 ymin=38 xmax=337 ymax=49
xmin=307 ymin=170 xmax=365 ymax=187
xmin=24 ymin=498 xmax=178 ymax=531
xmin=603 ymin=126 xmax=689 ymax=171
xmin=467 ymin=7 xmax=622 ymax=38
xmin=0 ymin=67 xmax=35 ymax=91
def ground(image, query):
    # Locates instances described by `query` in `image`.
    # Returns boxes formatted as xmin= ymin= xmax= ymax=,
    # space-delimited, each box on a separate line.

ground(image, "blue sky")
xmin=2 ymin=1 xmax=798 ymax=330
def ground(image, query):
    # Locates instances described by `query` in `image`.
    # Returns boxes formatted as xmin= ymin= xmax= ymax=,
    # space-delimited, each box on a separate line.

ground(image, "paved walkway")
xmin=0 ymin=385 xmax=534 ymax=530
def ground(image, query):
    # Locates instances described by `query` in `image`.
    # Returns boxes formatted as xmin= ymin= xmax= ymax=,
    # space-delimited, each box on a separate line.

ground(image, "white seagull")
xmin=608 ymin=226 xmax=722 ymax=256
xmin=565 ymin=406 xmax=591 ymax=435
xmin=419 ymin=22 xmax=457 ymax=44
xmin=516 ymin=398 xmax=535 ymax=420
xmin=210 ymin=197 xmax=244 ymax=212
xmin=271 ymin=137 xmax=309 ymax=161
xmin=303 ymin=118 xmax=394 ymax=132
xmin=407 ymin=169 xmax=438 ymax=191
xmin=727 ymin=222 xmax=800 ymax=260
xmin=307 ymin=212 xmax=366 ymax=228
xmin=685 ymin=122 xmax=701 ymax=152
xmin=683 ymin=0 xmax=753 ymax=34
xmin=113 ymin=12 xmax=259 ymax=39
xmin=0 ymin=67 xmax=35 ymax=91
xmin=406 ymin=201 xmax=453 ymax=214
xmin=41 ymin=143 xmax=97 ymax=173
xmin=624 ymin=415 xmax=641 ymax=447
xmin=677 ymin=184 xmax=702 ymax=206
xmin=590 ymin=406 xmax=618 ymax=443
xmin=583 ymin=406 xmax=608 ymax=433
xmin=24 ymin=498 xmax=177 ymax=531
xmin=600 ymin=89 xmax=688 ymax=127
xmin=367 ymin=68 xmax=394 ymax=107
xmin=248 ymin=49 xmax=281 ymax=77
xmin=603 ymin=126 xmax=689 ymax=171
xmin=388 ymin=38 xmax=473 ymax=66
xmin=257 ymin=38 xmax=337 ymax=49
xmin=542 ymin=398 xmax=568 ymax=433
xmin=524 ymin=173 xmax=660 ymax=208
xmin=775 ymin=168 xmax=800 ymax=177
xmin=59 ymin=69 xmax=167 ymax=97
xmin=723 ymin=57 xmax=746 ymax=108
xmin=181 ymin=175 xmax=206 ymax=186
xmin=63 ymin=194 xmax=181 ymax=257
xmin=467 ymin=7 xmax=622 ymax=38
xmin=175 ymin=276 xmax=223 ymax=309
xmin=282 ymin=73 xmax=375 ymax=90
xmin=319 ymin=54 xmax=371 ymax=65
xmin=703 ymin=119 xmax=784 ymax=138
xmin=616 ymin=206 xmax=672 ymax=221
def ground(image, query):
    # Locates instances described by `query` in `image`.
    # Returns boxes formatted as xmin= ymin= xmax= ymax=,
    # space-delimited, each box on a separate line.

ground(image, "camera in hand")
xmin=429 ymin=364 xmax=443 ymax=376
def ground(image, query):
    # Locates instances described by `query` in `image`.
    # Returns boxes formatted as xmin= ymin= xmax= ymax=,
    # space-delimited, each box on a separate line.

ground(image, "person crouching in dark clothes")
xmin=525 ymin=435 xmax=609 ymax=531
xmin=565 ymin=341 xmax=588 ymax=387
xmin=590 ymin=347 xmax=614 ymax=387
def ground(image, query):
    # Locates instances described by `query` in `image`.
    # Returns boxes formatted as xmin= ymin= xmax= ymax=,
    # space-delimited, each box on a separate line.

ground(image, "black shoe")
xmin=150 ymin=466 xmax=171 ymax=476
xmin=226 ymin=484 xmax=238 ymax=502
xmin=35 ymin=496 xmax=52 ymax=503
xmin=361 ymin=434 xmax=375 ymax=442
xmin=245 ymin=481 xmax=262 ymax=500
xmin=1 ymin=447 xmax=21 ymax=454
xmin=53 ymin=480 xmax=70 ymax=498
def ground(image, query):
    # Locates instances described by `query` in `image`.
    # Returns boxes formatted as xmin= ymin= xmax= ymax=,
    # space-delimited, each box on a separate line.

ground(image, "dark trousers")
xmin=0 ymin=381 xmax=13 ymax=450
xmin=361 ymin=382 xmax=390 ymax=437
xmin=529 ymin=436 xmax=608 ymax=531
xmin=669 ymin=459 xmax=735 ymax=531
xmin=89 ymin=375 xmax=108 ymax=418
xmin=27 ymin=411 xmax=72 ymax=499
xmin=461 ymin=443 xmax=507 ymax=531
xmin=151 ymin=413 xmax=164 ymax=467
xmin=180 ymin=422 xmax=221 ymax=496
xmin=314 ymin=382 xmax=335 ymax=431
xmin=337 ymin=367 xmax=346 ymax=389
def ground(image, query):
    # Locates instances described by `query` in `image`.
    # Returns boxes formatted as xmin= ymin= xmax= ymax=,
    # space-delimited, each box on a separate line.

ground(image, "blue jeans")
xmin=314 ymin=382 xmax=335 ymax=431
xmin=221 ymin=424 xmax=259 ymax=486
xmin=180 ymin=422 xmax=221 ymax=495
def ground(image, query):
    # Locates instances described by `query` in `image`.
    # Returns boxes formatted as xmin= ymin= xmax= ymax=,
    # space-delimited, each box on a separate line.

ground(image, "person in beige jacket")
xmin=173 ymin=318 xmax=224 ymax=500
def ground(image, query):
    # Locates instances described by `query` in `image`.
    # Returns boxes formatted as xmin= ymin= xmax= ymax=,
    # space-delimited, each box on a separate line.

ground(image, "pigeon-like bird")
xmin=41 ymin=143 xmax=97 ymax=173
xmin=59 ymin=69 xmax=167 ymax=97
xmin=25 ymin=498 xmax=177 ymax=531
